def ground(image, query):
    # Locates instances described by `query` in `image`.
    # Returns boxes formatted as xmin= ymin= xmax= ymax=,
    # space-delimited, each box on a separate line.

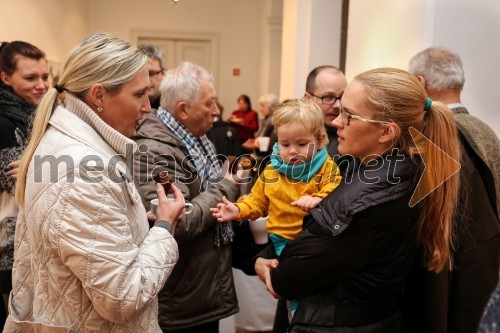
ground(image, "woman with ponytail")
xmin=255 ymin=68 xmax=460 ymax=332
xmin=5 ymin=33 xmax=184 ymax=332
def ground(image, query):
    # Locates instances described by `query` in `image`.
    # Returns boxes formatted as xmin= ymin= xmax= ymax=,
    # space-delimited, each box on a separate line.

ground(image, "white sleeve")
xmin=48 ymin=171 xmax=178 ymax=324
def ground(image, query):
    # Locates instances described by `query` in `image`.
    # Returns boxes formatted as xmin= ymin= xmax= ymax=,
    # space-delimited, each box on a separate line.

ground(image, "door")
xmin=132 ymin=31 xmax=219 ymax=78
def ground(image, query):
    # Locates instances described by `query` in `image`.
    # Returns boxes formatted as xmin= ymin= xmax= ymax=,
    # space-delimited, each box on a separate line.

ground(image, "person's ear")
xmin=318 ymin=132 xmax=327 ymax=149
xmin=1 ymin=72 xmax=11 ymax=86
xmin=177 ymin=101 xmax=188 ymax=120
xmin=416 ymin=75 xmax=426 ymax=88
xmin=86 ymin=84 xmax=105 ymax=111
xmin=378 ymin=123 xmax=400 ymax=144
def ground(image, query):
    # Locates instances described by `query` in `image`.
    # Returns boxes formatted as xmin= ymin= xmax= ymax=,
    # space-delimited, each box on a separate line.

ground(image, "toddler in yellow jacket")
xmin=210 ymin=99 xmax=342 ymax=254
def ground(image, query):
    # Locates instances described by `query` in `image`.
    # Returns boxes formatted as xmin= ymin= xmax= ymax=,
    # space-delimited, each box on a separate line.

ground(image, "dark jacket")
xmin=325 ymin=125 xmax=340 ymax=158
xmin=403 ymin=107 xmax=500 ymax=333
xmin=206 ymin=119 xmax=243 ymax=158
xmin=477 ymin=279 xmax=500 ymax=333
xmin=132 ymin=112 xmax=240 ymax=330
xmin=260 ymin=152 xmax=420 ymax=332
xmin=0 ymin=83 xmax=33 ymax=187
xmin=0 ymin=84 xmax=34 ymax=283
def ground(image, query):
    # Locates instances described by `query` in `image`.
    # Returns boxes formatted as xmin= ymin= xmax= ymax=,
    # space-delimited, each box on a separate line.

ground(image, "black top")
xmin=0 ymin=83 xmax=34 ymax=194
xmin=206 ymin=119 xmax=243 ymax=158
xmin=260 ymin=152 xmax=421 ymax=331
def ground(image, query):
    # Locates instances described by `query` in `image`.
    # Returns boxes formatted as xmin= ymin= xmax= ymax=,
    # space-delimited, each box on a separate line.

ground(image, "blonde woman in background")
xmin=4 ymin=33 xmax=184 ymax=332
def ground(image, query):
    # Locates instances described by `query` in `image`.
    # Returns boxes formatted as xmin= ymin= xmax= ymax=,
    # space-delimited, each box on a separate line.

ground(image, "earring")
xmin=97 ymin=106 xmax=103 ymax=113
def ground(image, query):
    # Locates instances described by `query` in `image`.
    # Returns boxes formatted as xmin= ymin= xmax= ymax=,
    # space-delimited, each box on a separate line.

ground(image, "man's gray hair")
xmin=409 ymin=46 xmax=465 ymax=91
xmin=138 ymin=44 xmax=164 ymax=67
xmin=160 ymin=61 xmax=214 ymax=112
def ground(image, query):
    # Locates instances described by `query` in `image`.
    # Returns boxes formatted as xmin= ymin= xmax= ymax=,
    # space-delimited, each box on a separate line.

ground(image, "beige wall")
xmin=346 ymin=0 xmax=500 ymax=136
xmin=87 ymin=0 xmax=269 ymax=118
xmin=345 ymin=0 xmax=426 ymax=80
xmin=2 ymin=0 xmax=498 ymax=135
xmin=279 ymin=0 xmax=344 ymax=101
xmin=432 ymin=0 xmax=500 ymax=136
xmin=0 ymin=0 xmax=88 ymax=63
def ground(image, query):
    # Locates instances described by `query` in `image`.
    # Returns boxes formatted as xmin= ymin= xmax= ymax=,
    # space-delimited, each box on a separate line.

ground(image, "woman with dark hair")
xmin=255 ymin=68 xmax=461 ymax=332
xmin=229 ymin=94 xmax=259 ymax=153
xmin=0 ymin=41 xmax=49 ymax=325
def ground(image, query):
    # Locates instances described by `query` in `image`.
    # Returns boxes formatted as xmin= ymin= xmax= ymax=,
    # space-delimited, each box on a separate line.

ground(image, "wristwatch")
xmin=154 ymin=220 xmax=173 ymax=233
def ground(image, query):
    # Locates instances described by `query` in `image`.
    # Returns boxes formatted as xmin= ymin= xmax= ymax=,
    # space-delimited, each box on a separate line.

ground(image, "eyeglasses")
xmin=339 ymin=106 xmax=390 ymax=126
xmin=307 ymin=92 xmax=342 ymax=105
xmin=149 ymin=69 xmax=163 ymax=77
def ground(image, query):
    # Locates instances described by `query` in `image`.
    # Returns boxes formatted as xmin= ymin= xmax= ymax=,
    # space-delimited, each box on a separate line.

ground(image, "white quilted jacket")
xmin=3 ymin=95 xmax=178 ymax=333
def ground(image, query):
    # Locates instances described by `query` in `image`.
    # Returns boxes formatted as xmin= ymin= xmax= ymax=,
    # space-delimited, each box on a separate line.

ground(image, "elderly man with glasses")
xmin=133 ymin=61 xmax=241 ymax=333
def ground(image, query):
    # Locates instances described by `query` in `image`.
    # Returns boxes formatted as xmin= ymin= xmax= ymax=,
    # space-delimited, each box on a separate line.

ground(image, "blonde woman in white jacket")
xmin=3 ymin=34 xmax=184 ymax=333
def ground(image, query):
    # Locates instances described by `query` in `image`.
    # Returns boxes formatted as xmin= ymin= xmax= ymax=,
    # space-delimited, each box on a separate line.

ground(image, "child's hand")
xmin=210 ymin=196 xmax=240 ymax=222
xmin=291 ymin=196 xmax=322 ymax=212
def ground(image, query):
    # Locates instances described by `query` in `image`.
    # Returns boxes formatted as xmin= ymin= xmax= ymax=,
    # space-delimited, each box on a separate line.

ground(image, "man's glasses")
xmin=307 ymin=92 xmax=342 ymax=105
xmin=339 ymin=106 xmax=390 ymax=126
xmin=149 ymin=69 xmax=163 ymax=77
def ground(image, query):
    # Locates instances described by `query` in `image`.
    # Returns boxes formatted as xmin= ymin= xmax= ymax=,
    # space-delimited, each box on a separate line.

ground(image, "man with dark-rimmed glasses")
xmin=304 ymin=65 xmax=347 ymax=157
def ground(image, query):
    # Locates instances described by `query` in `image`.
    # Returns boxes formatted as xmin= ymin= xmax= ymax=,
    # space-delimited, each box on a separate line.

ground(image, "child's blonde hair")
xmin=272 ymin=98 xmax=328 ymax=147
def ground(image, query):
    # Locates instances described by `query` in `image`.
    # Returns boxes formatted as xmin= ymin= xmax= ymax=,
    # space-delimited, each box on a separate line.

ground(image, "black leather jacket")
xmin=260 ymin=151 xmax=421 ymax=332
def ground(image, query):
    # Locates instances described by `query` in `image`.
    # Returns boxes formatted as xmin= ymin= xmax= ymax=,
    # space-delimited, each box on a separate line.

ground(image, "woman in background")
xmin=0 ymin=41 xmax=49 ymax=327
xmin=229 ymin=94 xmax=259 ymax=153
xmin=242 ymin=93 xmax=279 ymax=156
xmin=241 ymin=93 xmax=280 ymax=184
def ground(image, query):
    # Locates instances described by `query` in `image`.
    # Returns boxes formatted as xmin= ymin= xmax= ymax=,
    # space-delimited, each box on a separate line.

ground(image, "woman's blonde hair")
xmin=355 ymin=67 xmax=460 ymax=272
xmin=15 ymin=33 xmax=148 ymax=205
xmin=272 ymin=98 xmax=328 ymax=148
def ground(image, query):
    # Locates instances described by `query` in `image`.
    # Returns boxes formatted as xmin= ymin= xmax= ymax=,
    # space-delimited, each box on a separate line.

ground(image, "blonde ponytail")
xmin=416 ymin=102 xmax=460 ymax=272
xmin=15 ymin=88 xmax=59 ymax=206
